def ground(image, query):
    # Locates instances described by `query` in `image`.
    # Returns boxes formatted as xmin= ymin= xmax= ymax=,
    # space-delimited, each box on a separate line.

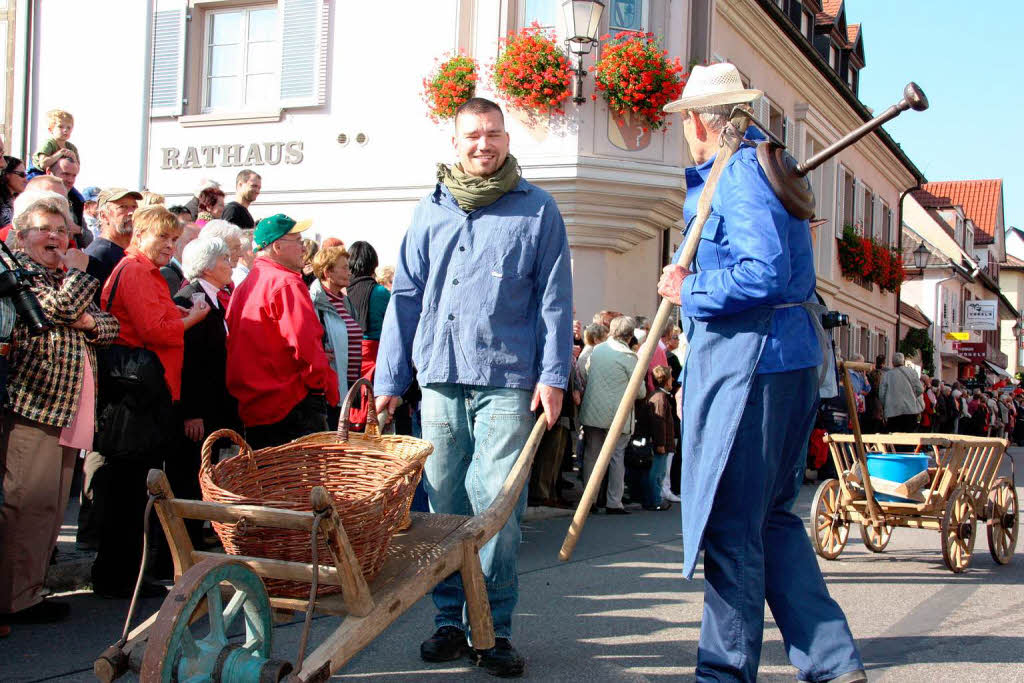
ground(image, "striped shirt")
xmin=324 ymin=287 xmax=362 ymax=384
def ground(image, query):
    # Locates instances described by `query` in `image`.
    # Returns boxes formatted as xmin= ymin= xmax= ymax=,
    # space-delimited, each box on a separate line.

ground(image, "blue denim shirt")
xmin=375 ymin=179 xmax=573 ymax=396
xmin=676 ymin=143 xmax=820 ymax=374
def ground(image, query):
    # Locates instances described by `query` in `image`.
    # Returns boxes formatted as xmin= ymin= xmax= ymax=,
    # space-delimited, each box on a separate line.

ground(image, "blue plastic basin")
xmin=864 ymin=453 xmax=930 ymax=502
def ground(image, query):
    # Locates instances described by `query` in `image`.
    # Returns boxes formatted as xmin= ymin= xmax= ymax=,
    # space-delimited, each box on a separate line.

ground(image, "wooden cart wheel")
xmin=986 ymin=477 xmax=1019 ymax=565
xmin=941 ymin=488 xmax=977 ymax=573
xmin=140 ymin=558 xmax=291 ymax=682
xmin=811 ymin=479 xmax=850 ymax=560
xmin=860 ymin=520 xmax=893 ymax=553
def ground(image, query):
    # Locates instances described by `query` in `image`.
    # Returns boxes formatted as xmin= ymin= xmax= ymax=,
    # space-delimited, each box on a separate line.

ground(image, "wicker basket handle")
xmin=338 ymin=377 xmax=380 ymax=442
xmin=200 ymin=428 xmax=256 ymax=478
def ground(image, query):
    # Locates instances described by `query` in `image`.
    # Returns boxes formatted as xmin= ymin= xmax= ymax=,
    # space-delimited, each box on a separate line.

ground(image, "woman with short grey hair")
xmin=200 ymin=219 xmax=243 ymax=267
xmin=879 ymin=351 xmax=922 ymax=433
xmin=171 ymin=236 xmax=241 ymax=547
xmin=578 ymin=315 xmax=646 ymax=514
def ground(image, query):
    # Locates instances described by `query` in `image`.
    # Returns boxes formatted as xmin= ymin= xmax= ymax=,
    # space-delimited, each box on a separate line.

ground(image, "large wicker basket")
xmin=198 ymin=379 xmax=433 ymax=598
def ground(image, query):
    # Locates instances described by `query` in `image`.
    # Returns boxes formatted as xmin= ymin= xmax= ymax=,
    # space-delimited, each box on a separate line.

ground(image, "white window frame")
xmin=202 ymin=4 xmax=280 ymax=114
xmin=801 ymin=9 xmax=812 ymax=39
xmin=608 ymin=0 xmax=650 ymax=33
xmin=522 ymin=0 xmax=558 ymax=29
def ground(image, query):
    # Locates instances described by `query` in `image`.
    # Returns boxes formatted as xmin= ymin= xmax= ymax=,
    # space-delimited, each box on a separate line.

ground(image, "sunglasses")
xmin=7 ymin=170 xmax=25 ymax=178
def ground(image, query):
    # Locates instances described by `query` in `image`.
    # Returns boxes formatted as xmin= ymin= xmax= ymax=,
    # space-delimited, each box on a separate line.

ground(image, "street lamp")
xmin=562 ymin=0 xmax=605 ymax=104
xmin=1013 ymin=319 xmax=1022 ymax=340
xmin=912 ymin=242 xmax=930 ymax=270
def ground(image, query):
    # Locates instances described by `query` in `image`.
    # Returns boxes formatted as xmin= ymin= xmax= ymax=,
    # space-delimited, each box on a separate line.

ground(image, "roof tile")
xmin=846 ymin=23 xmax=860 ymax=44
xmin=919 ymin=180 xmax=1004 ymax=246
xmin=822 ymin=0 xmax=843 ymax=17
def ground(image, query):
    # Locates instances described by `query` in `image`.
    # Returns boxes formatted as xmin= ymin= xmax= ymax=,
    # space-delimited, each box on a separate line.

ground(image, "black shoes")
xmin=826 ymin=670 xmax=867 ymax=683
xmin=5 ymin=599 xmax=70 ymax=624
xmin=473 ymin=638 xmax=525 ymax=678
xmin=605 ymin=506 xmax=630 ymax=515
xmin=420 ymin=626 xmax=469 ymax=662
xmin=642 ymin=501 xmax=672 ymax=511
xmin=421 ymin=628 xmax=525 ymax=678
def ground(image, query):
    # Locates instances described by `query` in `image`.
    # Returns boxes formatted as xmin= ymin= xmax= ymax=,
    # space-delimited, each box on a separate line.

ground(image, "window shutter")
xmin=279 ymin=0 xmax=328 ymax=107
xmin=835 ymin=165 xmax=845 ymax=238
xmin=787 ymin=119 xmax=802 ymax=162
xmin=853 ymin=180 xmax=864 ymax=234
xmin=150 ymin=0 xmax=187 ymax=116
xmin=873 ymin=197 xmax=882 ymax=242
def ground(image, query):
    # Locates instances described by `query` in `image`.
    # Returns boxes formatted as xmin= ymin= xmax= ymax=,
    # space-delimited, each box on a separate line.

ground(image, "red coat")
xmin=225 ymin=256 xmax=338 ymax=427
xmin=101 ymin=247 xmax=186 ymax=400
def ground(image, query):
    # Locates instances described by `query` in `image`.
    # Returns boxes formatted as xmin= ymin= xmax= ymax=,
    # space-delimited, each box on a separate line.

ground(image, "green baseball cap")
xmin=254 ymin=213 xmax=312 ymax=250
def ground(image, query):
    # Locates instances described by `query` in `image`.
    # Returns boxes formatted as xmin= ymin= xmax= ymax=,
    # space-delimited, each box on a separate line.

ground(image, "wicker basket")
xmin=198 ymin=379 xmax=433 ymax=598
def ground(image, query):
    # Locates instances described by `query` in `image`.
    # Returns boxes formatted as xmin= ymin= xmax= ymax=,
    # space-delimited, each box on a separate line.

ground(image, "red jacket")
xmin=101 ymin=248 xmax=186 ymax=400
xmin=225 ymin=256 xmax=338 ymax=426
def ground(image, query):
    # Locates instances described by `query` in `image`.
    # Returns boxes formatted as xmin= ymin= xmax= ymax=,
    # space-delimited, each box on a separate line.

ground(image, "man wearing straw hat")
xmin=656 ymin=63 xmax=865 ymax=682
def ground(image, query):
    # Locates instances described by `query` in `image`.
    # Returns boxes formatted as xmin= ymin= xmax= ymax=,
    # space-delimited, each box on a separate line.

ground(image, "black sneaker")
xmin=605 ymin=506 xmax=630 ymax=515
xmin=420 ymin=626 xmax=469 ymax=662
xmin=5 ymin=599 xmax=70 ymax=624
xmin=473 ymin=638 xmax=525 ymax=678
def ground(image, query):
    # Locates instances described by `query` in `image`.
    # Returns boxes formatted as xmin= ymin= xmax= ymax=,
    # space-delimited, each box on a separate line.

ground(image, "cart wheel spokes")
xmin=860 ymin=519 xmax=893 ymax=553
xmin=987 ymin=477 xmax=1018 ymax=565
xmin=811 ymin=479 xmax=849 ymax=560
xmin=941 ymin=488 xmax=977 ymax=573
xmin=140 ymin=558 xmax=291 ymax=683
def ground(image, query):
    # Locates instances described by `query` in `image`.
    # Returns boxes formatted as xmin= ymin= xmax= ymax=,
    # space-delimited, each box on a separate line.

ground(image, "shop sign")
xmin=954 ymin=341 xmax=986 ymax=360
xmin=965 ymin=299 xmax=997 ymax=330
xmin=160 ymin=141 xmax=304 ymax=170
xmin=944 ymin=331 xmax=970 ymax=341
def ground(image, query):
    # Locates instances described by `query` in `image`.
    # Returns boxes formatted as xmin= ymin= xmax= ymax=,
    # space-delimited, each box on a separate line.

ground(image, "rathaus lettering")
xmin=161 ymin=141 xmax=304 ymax=169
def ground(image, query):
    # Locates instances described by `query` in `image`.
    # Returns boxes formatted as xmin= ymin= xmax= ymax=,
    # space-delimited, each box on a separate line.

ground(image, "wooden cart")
xmin=811 ymin=360 xmax=1018 ymax=573
xmin=94 ymin=417 xmax=548 ymax=683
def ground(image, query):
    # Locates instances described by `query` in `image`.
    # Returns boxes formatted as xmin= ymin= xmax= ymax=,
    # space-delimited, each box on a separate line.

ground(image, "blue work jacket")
xmin=374 ymin=179 xmax=573 ymax=397
xmin=675 ymin=142 xmax=822 ymax=579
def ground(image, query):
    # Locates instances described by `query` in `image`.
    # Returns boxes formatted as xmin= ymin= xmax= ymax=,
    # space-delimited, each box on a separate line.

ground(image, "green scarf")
xmin=437 ymin=154 xmax=522 ymax=212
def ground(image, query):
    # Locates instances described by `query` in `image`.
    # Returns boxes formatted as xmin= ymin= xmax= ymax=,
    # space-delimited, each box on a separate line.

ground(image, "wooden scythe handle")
xmin=558 ymin=109 xmax=752 ymax=562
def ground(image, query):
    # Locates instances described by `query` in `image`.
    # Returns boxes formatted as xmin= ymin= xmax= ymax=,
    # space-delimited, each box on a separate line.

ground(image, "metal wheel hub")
xmin=958 ymin=522 xmax=973 ymax=540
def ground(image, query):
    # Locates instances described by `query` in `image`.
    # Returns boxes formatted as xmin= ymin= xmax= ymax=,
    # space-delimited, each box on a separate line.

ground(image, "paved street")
xmin=2 ymin=454 xmax=1022 ymax=682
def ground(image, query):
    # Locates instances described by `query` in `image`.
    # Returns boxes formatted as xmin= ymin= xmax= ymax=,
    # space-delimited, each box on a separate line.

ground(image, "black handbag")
xmin=625 ymin=439 xmax=654 ymax=471
xmin=94 ymin=263 xmax=173 ymax=463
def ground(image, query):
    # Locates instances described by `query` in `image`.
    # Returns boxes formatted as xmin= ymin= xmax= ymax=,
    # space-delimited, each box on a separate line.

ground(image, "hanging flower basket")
xmin=422 ymin=53 xmax=478 ymax=123
xmin=837 ymin=224 xmax=905 ymax=291
xmin=593 ymin=31 xmax=686 ymax=132
xmin=491 ymin=23 xmax=571 ymax=115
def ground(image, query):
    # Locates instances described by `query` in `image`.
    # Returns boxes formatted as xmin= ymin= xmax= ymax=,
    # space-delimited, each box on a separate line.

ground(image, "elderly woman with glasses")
xmin=309 ymin=245 xmax=362 ymax=427
xmin=0 ymin=192 xmax=119 ymax=625
xmin=91 ymin=204 xmax=210 ymax=599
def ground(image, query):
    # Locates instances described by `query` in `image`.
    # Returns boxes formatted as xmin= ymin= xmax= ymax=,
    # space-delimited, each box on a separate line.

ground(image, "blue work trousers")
xmin=420 ymin=383 xmax=533 ymax=641
xmin=697 ymin=367 xmax=863 ymax=682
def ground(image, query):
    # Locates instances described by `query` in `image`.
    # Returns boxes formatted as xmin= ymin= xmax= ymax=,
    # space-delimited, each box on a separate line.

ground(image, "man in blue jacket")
xmin=375 ymin=97 xmax=572 ymax=677
xmin=657 ymin=63 xmax=865 ymax=683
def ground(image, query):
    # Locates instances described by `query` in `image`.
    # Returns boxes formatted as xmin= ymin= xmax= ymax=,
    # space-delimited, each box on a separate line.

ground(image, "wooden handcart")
xmin=811 ymin=361 xmax=1018 ymax=573
xmin=94 ymin=413 xmax=548 ymax=682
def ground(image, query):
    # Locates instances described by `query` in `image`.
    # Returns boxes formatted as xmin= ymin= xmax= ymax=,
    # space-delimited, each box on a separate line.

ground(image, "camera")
xmin=821 ymin=310 xmax=850 ymax=330
xmin=0 ymin=241 xmax=52 ymax=336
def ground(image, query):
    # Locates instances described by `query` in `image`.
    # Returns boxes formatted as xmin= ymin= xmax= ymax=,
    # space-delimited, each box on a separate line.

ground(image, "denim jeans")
xmin=644 ymin=452 xmax=669 ymax=507
xmin=698 ymin=368 xmax=862 ymax=682
xmin=420 ymin=383 xmax=534 ymax=641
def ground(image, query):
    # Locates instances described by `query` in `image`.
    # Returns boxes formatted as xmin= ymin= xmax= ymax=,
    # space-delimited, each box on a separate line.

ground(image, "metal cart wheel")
xmin=941 ymin=487 xmax=977 ymax=573
xmin=860 ymin=520 xmax=893 ymax=553
xmin=811 ymin=479 xmax=850 ymax=560
xmin=986 ymin=477 xmax=1019 ymax=565
xmin=140 ymin=558 xmax=292 ymax=683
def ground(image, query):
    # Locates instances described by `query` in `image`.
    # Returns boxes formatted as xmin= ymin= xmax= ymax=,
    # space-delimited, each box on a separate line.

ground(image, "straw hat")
xmin=664 ymin=62 xmax=762 ymax=113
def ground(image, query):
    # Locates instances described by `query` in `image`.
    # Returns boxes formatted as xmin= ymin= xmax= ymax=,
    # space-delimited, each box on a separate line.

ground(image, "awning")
xmin=984 ymin=360 xmax=1014 ymax=380
xmin=940 ymin=351 xmax=972 ymax=364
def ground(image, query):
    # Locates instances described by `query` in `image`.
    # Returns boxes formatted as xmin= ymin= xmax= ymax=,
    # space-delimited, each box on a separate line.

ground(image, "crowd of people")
xmin=0 ymin=107 xmax=411 ymax=632
xmin=845 ymin=351 xmax=1024 ymax=443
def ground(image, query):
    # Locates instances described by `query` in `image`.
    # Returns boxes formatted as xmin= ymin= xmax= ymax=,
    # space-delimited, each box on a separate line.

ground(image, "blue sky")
xmin=848 ymin=0 xmax=1021 ymax=230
